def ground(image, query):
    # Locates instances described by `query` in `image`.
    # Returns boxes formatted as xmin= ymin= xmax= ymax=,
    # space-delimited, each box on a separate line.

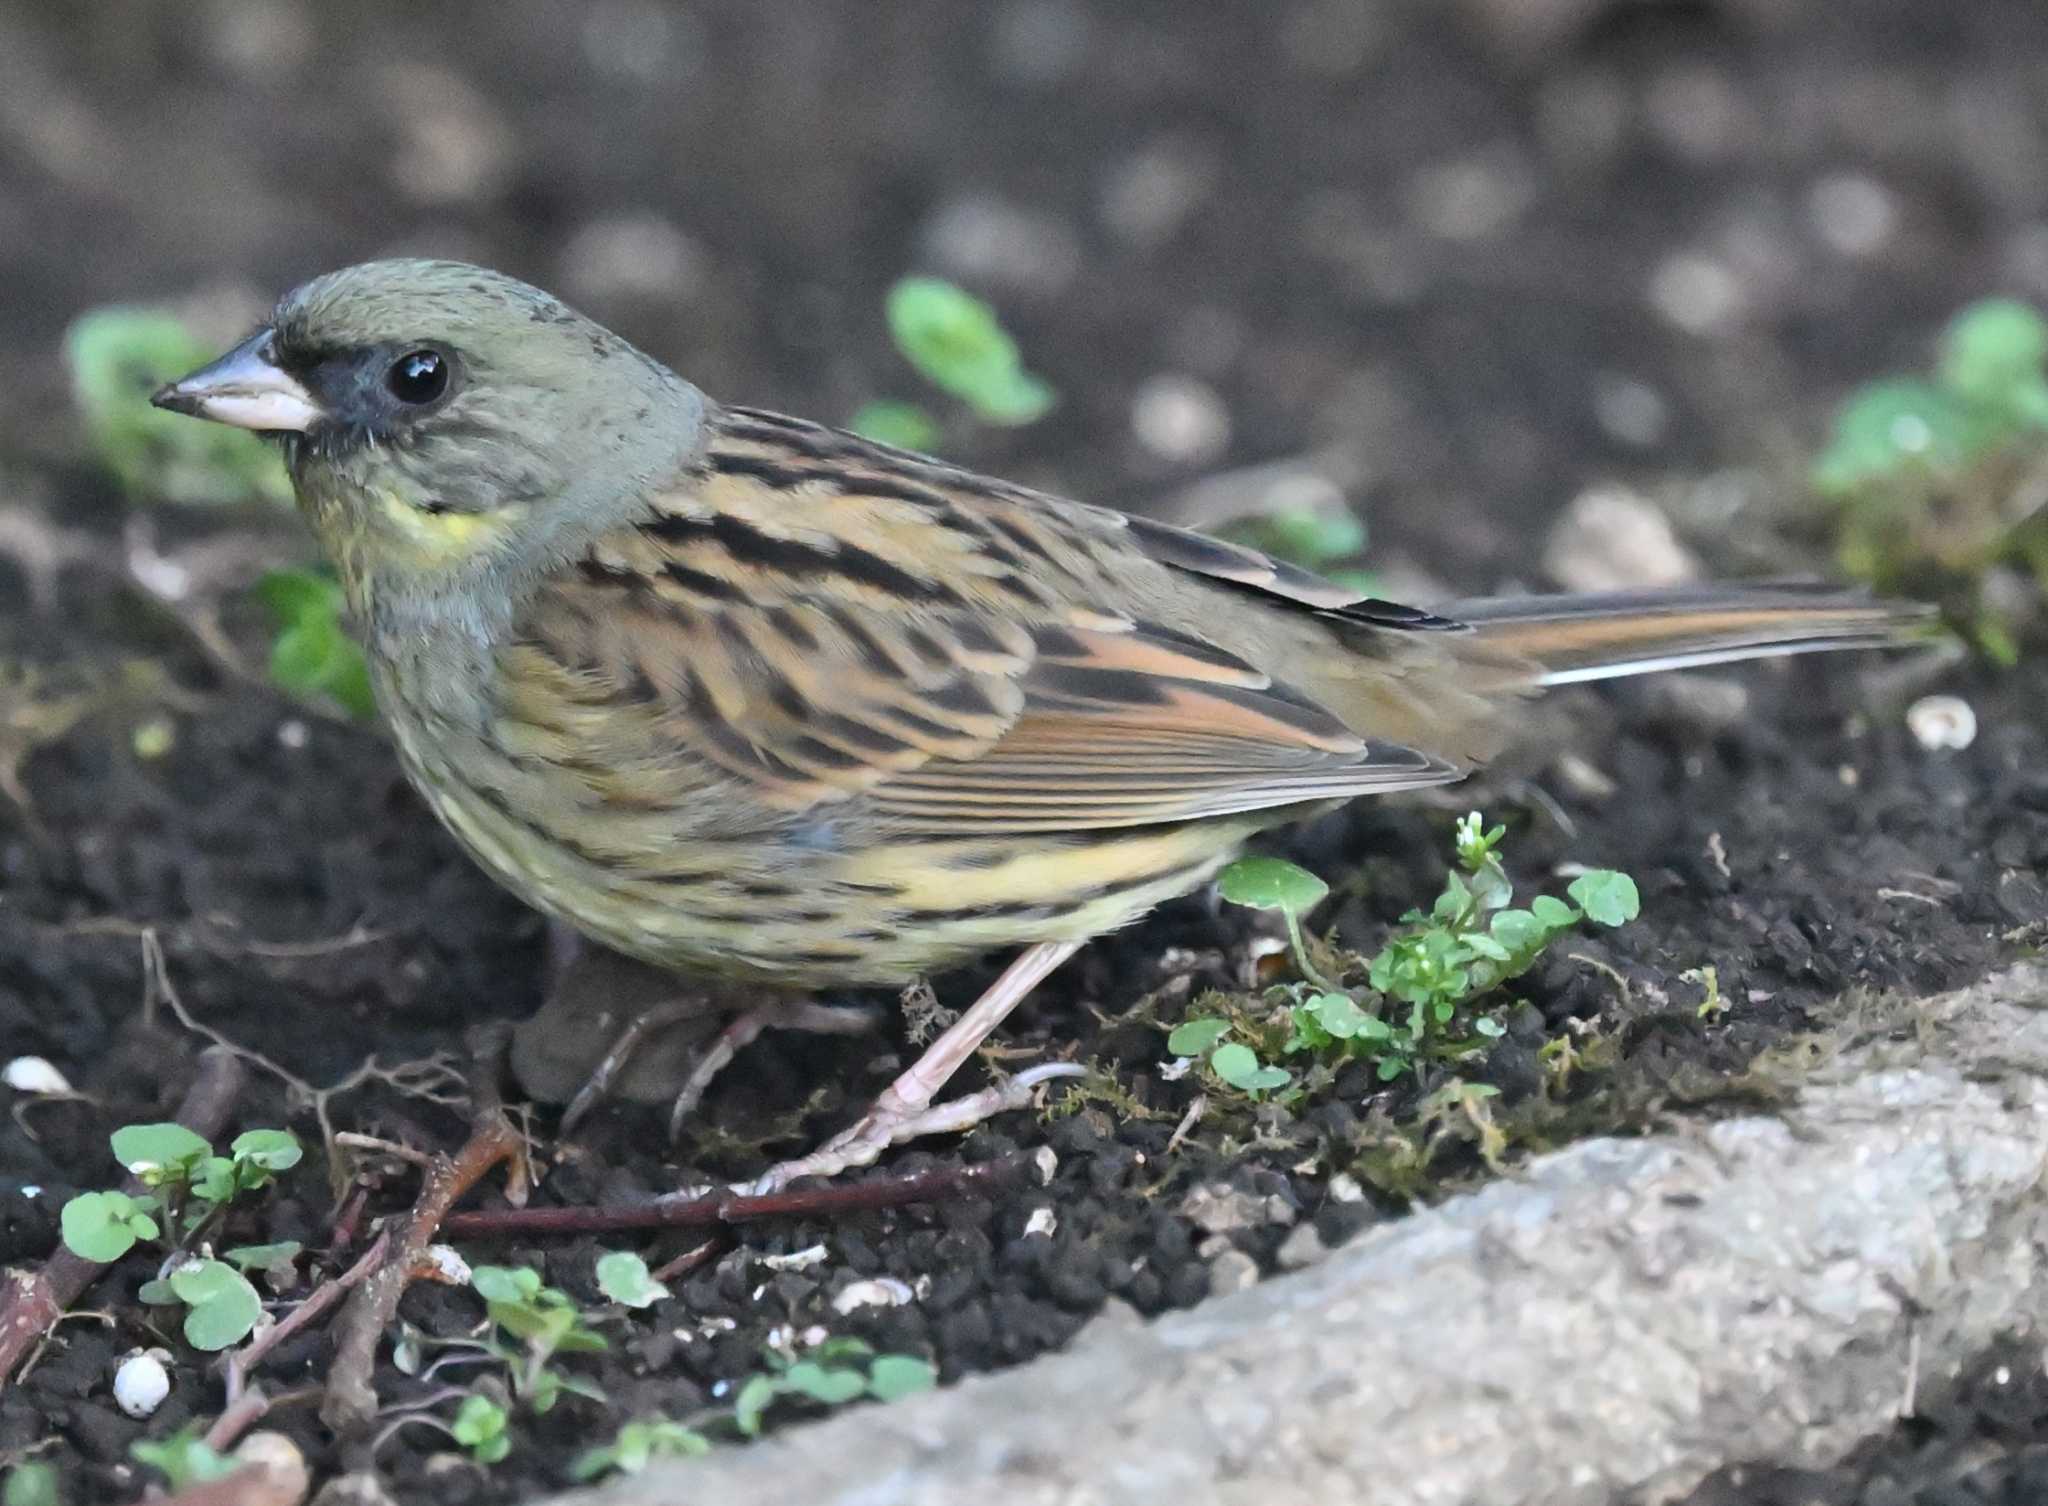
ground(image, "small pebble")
xmin=1032 ymin=1145 xmax=1059 ymax=1185
xmin=425 ymin=1245 xmax=470 ymax=1285
xmin=832 ymin=1277 xmax=916 ymax=1314
xmin=112 ymin=1349 xmax=171 ymax=1418
xmin=1907 ymin=695 xmax=1977 ymax=752
xmin=756 ymin=1244 xmax=829 ymax=1272
xmin=1206 ymin=1248 xmax=1260 ymax=1297
xmin=1274 ymin=1223 xmax=1330 ymax=1271
xmin=1022 ymin=1206 xmax=1058 ymax=1239
xmin=2 ymin=1056 xmax=71 ymax=1094
xmin=1130 ymin=375 xmax=1230 ymax=465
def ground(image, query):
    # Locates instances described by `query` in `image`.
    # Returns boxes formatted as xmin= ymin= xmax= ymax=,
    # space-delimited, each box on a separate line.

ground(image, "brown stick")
xmin=0 ymin=1046 xmax=247 ymax=1387
xmin=439 ymin=1155 xmax=1028 ymax=1239
xmin=320 ymin=1029 xmax=522 ymax=1437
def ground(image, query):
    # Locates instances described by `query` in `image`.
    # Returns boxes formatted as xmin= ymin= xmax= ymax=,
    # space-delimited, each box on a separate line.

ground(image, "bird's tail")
xmin=1436 ymin=581 xmax=1939 ymax=687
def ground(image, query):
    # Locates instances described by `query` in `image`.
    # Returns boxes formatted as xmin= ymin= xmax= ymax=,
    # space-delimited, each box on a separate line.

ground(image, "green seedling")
xmin=1815 ymin=297 xmax=2048 ymax=657
xmin=469 ymin=1265 xmax=609 ymax=1412
xmin=2 ymin=1462 xmax=61 ymax=1506
xmin=129 ymin=1428 xmax=237 ymax=1493
xmin=1181 ymin=816 xmax=1641 ymax=1091
xmin=850 ymin=277 xmax=1056 ymax=448
xmin=450 ymin=1395 xmax=513 ymax=1465
xmin=66 ymin=307 xmax=291 ymax=507
xmin=569 ymin=1417 xmax=712 ymax=1481
xmin=732 ymin=1338 xmax=936 ymax=1438
xmin=593 ymin=1251 xmax=670 ymax=1309
xmin=136 ymin=1258 xmax=264 ymax=1351
xmin=254 ymin=569 xmax=376 ymax=719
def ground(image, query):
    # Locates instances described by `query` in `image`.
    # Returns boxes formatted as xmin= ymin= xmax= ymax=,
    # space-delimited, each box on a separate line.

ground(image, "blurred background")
xmin=7 ymin=0 xmax=2048 ymax=586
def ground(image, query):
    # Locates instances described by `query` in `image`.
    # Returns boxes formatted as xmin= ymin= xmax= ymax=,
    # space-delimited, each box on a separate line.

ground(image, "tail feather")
xmin=1436 ymin=581 xmax=1939 ymax=688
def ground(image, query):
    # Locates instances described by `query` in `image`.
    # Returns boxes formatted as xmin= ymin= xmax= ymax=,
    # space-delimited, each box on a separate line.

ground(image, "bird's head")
xmin=155 ymin=259 xmax=703 ymax=610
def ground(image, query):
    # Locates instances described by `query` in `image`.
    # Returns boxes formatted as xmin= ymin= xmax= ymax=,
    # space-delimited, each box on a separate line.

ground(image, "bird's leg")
xmin=664 ymin=1000 xmax=876 ymax=1141
xmin=746 ymin=939 xmax=1085 ymax=1193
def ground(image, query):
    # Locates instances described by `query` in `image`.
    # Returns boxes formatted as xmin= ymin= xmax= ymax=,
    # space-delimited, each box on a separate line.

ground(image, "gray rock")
xmin=565 ymin=964 xmax=2048 ymax=1506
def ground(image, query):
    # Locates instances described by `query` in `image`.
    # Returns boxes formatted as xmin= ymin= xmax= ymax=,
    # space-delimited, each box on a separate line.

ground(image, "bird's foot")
xmin=744 ymin=1062 xmax=1084 ymax=1194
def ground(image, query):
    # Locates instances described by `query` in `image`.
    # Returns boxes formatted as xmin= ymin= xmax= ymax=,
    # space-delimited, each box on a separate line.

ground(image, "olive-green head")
xmin=154 ymin=259 xmax=704 ymax=617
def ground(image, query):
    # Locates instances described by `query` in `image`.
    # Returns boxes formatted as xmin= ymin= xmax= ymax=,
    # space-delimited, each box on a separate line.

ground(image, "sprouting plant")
xmin=57 ymin=1124 xmax=304 ymax=1350
xmin=731 ymin=1338 xmax=936 ymax=1438
xmin=569 ymin=1417 xmax=712 ymax=1481
xmin=850 ymin=277 xmax=1054 ymax=448
xmin=66 ymin=307 xmax=292 ymax=508
xmin=468 ymin=1265 xmax=609 ymax=1412
xmin=449 ymin=1395 xmax=513 ymax=1465
xmin=1173 ymin=816 xmax=1640 ymax=1093
xmin=592 ymin=1251 xmax=670 ymax=1309
xmin=254 ymin=569 xmax=376 ymax=719
xmin=1814 ymin=297 xmax=2048 ymax=659
xmin=129 ymin=1428 xmax=237 ymax=1493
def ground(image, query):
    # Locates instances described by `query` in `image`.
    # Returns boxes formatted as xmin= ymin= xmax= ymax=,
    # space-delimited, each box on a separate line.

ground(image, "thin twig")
xmin=320 ymin=1029 xmax=521 ymax=1437
xmin=0 ymin=1047 xmax=246 ymax=1387
xmin=223 ymin=1232 xmax=390 ymax=1406
xmin=440 ymin=1155 xmax=1029 ymax=1239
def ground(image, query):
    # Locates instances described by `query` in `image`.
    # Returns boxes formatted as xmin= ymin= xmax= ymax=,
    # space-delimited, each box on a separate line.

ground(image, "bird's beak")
xmin=152 ymin=330 xmax=324 ymax=433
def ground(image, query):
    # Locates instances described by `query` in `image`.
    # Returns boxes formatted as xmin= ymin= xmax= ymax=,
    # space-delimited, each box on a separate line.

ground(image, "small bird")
xmin=155 ymin=260 xmax=1930 ymax=1188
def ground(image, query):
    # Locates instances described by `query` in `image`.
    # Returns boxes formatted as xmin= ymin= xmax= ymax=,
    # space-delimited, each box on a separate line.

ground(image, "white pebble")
xmin=756 ymin=1243 xmax=829 ymax=1272
xmin=1907 ymin=695 xmax=1977 ymax=752
xmin=2 ymin=1056 xmax=71 ymax=1095
xmin=1032 ymin=1145 xmax=1059 ymax=1186
xmin=1022 ymin=1205 xmax=1058 ymax=1239
xmin=832 ymin=1277 xmax=916 ymax=1314
xmin=1648 ymin=253 xmax=1744 ymax=334
xmin=426 ymin=1245 xmax=471 ymax=1285
xmin=113 ymin=1349 xmax=171 ymax=1418
xmin=1130 ymin=375 xmax=1230 ymax=466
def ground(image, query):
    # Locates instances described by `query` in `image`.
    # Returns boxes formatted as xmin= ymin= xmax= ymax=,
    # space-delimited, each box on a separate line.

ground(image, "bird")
xmin=153 ymin=259 xmax=1933 ymax=1189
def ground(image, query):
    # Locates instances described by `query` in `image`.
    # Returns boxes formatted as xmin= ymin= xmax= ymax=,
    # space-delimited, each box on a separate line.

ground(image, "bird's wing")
xmin=505 ymin=407 xmax=1465 ymax=834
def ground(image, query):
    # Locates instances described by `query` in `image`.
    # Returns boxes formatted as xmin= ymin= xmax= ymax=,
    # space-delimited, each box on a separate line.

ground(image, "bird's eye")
xmin=386 ymin=350 xmax=449 ymax=405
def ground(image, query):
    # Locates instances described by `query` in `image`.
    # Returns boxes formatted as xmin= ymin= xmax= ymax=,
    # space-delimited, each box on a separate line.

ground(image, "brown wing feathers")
xmin=514 ymin=408 xmax=1465 ymax=831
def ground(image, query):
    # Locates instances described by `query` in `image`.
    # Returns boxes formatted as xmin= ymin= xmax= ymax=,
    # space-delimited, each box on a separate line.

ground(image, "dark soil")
xmin=2 ymin=4 xmax=2046 ymax=1504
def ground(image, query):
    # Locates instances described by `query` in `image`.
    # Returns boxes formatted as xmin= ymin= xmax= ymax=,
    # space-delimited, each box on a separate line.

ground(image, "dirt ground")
xmin=2 ymin=4 xmax=2046 ymax=1503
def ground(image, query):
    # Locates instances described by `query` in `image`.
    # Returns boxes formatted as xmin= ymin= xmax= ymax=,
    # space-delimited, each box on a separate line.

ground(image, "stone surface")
xmin=564 ymin=965 xmax=2048 ymax=1506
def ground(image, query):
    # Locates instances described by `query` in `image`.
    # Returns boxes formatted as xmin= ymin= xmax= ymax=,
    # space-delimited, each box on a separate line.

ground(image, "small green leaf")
xmin=471 ymin=1265 xmax=541 ymax=1305
xmin=2 ymin=1461 xmax=61 ymax=1506
xmin=169 ymin=1258 xmax=263 ymax=1350
xmin=60 ymin=1191 xmax=156 ymax=1262
xmin=110 ymin=1123 xmax=210 ymax=1178
xmin=451 ymin=1395 xmax=511 ymax=1463
xmin=885 ymin=277 xmax=1055 ymax=426
xmin=137 ymin=1278 xmax=179 ymax=1305
xmin=229 ymin=1129 xmax=302 ymax=1173
xmin=1166 ymin=1018 xmax=1231 ymax=1056
xmin=1208 ymin=1043 xmax=1291 ymax=1095
xmin=1939 ymin=298 xmax=2048 ymax=409
xmin=1812 ymin=378 xmax=1997 ymax=495
xmin=66 ymin=307 xmax=292 ymax=508
xmin=222 ymin=1240 xmax=302 ymax=1276
xmin=594 ymin=1250 xmax=670 ymax=1309
xmin=130 ymin=1428 xmax=237 ymax=1492
xmin=1528 ymin=894 xmax=1578 ymax=930
xmin=1566 ymin=871 xmax=1640 ymax=927
xmin=783 ymin=1361 xmax=869 ymax=1406
xmin=570 ymin=1417 xmax=711 ymax=1481
xmin=1302 ymin=992 xmax=1367 ymax=1039
xmin=255 ymin=569 xmax=376 ymax=719
xmin=1215 ymin=856 xmax=1328 ymax=915
xmin=733 ymin=1373 xmax=778 ymax=1437
xmin=847 ymin=400 xmax=943 ymax=452
xmin=866 ymin=1353 xmax=938 ymax=1401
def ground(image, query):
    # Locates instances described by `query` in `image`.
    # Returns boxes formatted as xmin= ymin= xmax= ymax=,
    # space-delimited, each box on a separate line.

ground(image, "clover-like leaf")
xmin=451 ymin=1395 xmax=511 ymax=1463
xmin=229 ymin=1129 xmax=302 ymax=1174
xmin=1166 ymin=1018 xmax=1231 ymax=1057
xmin=866 ymin=1354 xmax=938 ymax=1401
xmin=110 ymin=1123 xmax=211 ymax=1179
xmin=885 ymin=278 xmax=1054 ymax=426
xmin=1566 ymin=871 xmax=1640 ymax=927
xmin=594 ymin=1251 xmax=670 ymax=1309
xmin=60 ymin=1191 xmax=158 ymax=1263
xmin=168 ymin=1258 xmax=263 ymax=1350
xmin=1215 ymin=857 xmax=1328 ymax=916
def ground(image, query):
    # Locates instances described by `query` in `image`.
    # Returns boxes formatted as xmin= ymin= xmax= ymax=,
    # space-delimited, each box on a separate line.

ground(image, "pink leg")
xmin=746 ymin=939 xmax=1085 ymax=1192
